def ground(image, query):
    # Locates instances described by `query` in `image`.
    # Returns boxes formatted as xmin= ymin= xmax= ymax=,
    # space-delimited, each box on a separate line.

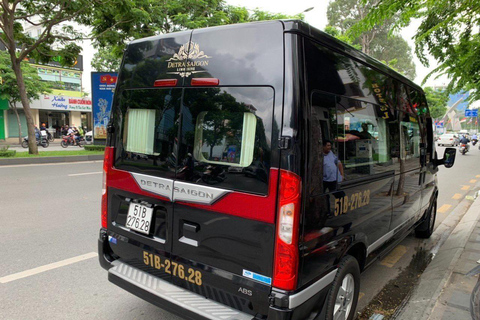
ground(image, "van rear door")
xmin=170 ymin=86 xmax=277 ymax=315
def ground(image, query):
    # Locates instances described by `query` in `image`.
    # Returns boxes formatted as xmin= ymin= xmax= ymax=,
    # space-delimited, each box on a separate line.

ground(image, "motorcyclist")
xmin=472 ymin=133 xmax=478 ymax=146
xmin=460 ymin=135 xmax=470 ymax=151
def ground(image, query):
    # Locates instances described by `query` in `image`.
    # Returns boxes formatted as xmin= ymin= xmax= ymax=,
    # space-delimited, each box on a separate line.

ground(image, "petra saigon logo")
xmin=167 ymin=41 xmax=212 ymax=78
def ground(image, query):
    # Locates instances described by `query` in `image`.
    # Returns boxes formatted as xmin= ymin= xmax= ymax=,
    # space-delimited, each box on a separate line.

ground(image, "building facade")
xmin=0 ymin=54 xmax=92 ymax=140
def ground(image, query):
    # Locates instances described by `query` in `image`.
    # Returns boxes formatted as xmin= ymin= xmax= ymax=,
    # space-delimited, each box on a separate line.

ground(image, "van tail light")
xmin=154 ymin=79 xmax=178 ymax=87
xmin=273 ymin=170 xmax=302 ymax=291
xmin=102 ymin=147 xmax=115 ymax=228
xmin=191 ymin=78 xmax=219 ymax=86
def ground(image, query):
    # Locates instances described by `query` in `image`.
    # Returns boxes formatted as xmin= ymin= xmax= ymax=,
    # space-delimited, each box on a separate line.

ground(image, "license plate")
xmin=126 ymin=203 xmax=154 ymax=235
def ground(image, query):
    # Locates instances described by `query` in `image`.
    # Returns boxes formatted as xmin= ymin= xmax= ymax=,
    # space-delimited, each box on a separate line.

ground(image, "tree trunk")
xmin=11 ymin=59 xmax=38 ymax=154
xmin=9 ymin=101 xmax=23 ymax=144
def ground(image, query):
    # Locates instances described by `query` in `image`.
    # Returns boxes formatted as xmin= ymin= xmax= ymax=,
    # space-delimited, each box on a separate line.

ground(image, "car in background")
xmin=437 ymin=133 xmax=459 ymax=146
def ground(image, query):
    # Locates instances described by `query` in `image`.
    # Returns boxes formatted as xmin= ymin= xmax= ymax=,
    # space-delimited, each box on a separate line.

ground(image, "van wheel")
xmin=415 ymin=200 xmax=437 ymax=239
xmin=325 ymin=255 xmax=360 ymax=320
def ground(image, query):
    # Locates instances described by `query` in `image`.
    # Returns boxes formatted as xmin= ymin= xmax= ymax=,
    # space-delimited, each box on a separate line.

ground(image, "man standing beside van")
xmin=323 ymin=140 xmax=344 ymax=192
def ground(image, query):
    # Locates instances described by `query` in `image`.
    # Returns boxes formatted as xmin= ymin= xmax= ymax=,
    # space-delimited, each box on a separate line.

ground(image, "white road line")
xmin=0 ymin=252 xmax=98 ymax=284
xmin=68 ymin=171 xmax=102 ymax=176
xmin=0 ymin=161 xmax=103 ymax=169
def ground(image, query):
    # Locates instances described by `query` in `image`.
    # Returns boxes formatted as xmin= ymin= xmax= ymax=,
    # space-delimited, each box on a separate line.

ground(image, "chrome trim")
xmin=130 ymin=174 xmax=230 ymax=205
xmin=131 ymin=173 xmax=174 ymax=200
xmin=109 ymin=260 xmax=252 ymax=320
xmin=366 ymin=230 xmax=394 ymax=256
xmin=179 ymin=236 xmax=198 ymax=247
xmin=173 ymin=181 xmax=230 ymax=205
xmin=288 ymin=269 xmax=338 ymax=309
xmin=366 ymin=216 xmax=416 ymax=256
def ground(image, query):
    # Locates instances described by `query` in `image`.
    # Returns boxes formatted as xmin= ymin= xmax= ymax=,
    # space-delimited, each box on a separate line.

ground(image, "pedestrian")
xmin=323 ymin=139 xmax=344 ymax=193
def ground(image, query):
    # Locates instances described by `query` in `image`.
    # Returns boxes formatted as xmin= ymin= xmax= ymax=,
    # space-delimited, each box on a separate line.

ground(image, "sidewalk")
xmin=0 ymin=139 xmax=104 ymax=165
xmin=395 ymin=194 xmax=480 ymax=320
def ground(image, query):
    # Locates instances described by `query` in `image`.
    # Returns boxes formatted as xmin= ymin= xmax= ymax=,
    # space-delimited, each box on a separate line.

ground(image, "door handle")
xmin=179 ymin=222 xmax=199 ymax=247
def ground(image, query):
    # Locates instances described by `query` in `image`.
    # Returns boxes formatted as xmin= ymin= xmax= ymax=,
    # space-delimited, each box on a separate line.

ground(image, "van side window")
xmin=398 ymin=85 xmax=421 ymax=166
xmin=308 ymin=92 xmax=339 ymax=195
xmin=335 ymin=97 xmax=397 ymax=180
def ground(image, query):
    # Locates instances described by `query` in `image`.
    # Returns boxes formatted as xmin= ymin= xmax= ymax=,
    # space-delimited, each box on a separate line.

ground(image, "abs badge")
xmin=167 ymin=41 xmax=211 ymax=77
xmin=242 ymin=269 xmax=272 ymax=285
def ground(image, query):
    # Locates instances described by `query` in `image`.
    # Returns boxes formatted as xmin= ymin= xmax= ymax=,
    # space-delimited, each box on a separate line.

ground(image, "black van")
xmin=98 ymin=20 xmax=456 ymax=320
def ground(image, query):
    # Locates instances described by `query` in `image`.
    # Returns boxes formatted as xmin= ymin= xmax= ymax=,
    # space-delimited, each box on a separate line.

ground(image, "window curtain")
xmin=126 ymin=109 xmax=156 ymax=155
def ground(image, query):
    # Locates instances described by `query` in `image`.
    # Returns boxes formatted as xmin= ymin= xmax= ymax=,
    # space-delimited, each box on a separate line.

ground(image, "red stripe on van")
xmin=108 ymin=168 xmax=172 ymax=202
xmin=107 ymin=167 xmax=279 ymax=224
xmin=175 ymin=168 xmax=279 ymax=224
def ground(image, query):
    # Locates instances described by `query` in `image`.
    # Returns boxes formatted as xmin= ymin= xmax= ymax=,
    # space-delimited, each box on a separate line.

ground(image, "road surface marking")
xmin=438 ymin=204 xmax=452 ymax=213
xmin=0 ymin=161 xmax=103 ymax=169
xmin=461 ymin=185 xmax=471 ymax=191
xmin=68 ymin=172 xmax=102 ymax=176
xmin=380 ymin=245 xmax=407 ymax=268
xmin=476 ymin=175 xmax=480 ymax=178
xmin=452 ymin=193 xmax=462 ymax=200
xmin=0 ymin=252 xmax=98 ymax=284
xmin=470 ymin=179 xmax=477 ymax=184
xmin=359 ymin=292 xmax=365 ymax=300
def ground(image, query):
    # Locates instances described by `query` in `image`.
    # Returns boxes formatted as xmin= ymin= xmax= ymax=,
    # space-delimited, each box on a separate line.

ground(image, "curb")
xmin=395 ymin=194 xmax=480 ymax=320
xmin=0 ymin=154 xmax=104 ymax=165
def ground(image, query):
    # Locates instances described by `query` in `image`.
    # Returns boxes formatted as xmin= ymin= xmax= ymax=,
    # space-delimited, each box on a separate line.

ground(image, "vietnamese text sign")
xmin=29 ymin=95 xmax=92 ymax=111
xmin=465 ymin=109 xmax=478 ymax=117
xmin=91 ymin=72 xmax=117 ymax=139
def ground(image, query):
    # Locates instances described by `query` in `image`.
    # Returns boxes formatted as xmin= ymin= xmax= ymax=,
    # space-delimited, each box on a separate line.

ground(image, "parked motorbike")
xmin=45 ymin=130 xmax=54 ymax=142
xmin=61 ymin=135 xmax=85 ymax=148
xmin=460 ymin=143 xmax=469 ymax=155
xmin=21 ymin=135 xmax=49 ymax=148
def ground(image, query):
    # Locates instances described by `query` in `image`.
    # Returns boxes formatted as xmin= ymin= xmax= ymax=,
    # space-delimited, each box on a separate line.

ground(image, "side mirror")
xmin=436 ymin=147 xmax=456 ymax=168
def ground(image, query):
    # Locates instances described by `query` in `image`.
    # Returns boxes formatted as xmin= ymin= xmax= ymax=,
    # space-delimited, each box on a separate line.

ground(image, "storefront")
xmin=4 ymin=95 xmax=92 ymax=138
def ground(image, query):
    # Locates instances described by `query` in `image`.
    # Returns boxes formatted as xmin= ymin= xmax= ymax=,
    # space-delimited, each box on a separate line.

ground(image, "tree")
xmin=89 ymin=1 xmax=302 ymax=72
xmin=0 ymin=0 xmax=90 ymax=153
xmin=424 ymin=87 xmax=449 ymax=119
xmin=91 ymin=47 xmax=121 ymax=72
xmin=350 ymin=0 xmax=480 ymax=101
xmin=326 ymin=0 xmax=416 ymax=79
xmin=0 ymin=51 xmax=51 ymax=143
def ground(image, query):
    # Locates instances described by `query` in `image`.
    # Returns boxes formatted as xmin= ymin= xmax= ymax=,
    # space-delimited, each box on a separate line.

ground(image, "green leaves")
xmin=0 ymin=51 xmax=51 ymax=104
xmin=326 ymin=0 xmax=416 ymax=80
xmin=351 ymin=0 xmax=480 ymax=101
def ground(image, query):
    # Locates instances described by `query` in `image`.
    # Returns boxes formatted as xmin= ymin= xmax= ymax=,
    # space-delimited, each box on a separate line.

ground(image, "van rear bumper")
xmin=99 ymin=230 xmax=329 ymax=320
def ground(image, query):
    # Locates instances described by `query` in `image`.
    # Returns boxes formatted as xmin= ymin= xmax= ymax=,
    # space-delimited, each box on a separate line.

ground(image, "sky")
xmin=80 ymin=0 xmax=448 ymax=94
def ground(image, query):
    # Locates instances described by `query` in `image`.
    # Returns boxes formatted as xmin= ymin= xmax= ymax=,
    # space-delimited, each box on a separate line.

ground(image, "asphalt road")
xmin=0 ymin=145 xmax=479 ymax=319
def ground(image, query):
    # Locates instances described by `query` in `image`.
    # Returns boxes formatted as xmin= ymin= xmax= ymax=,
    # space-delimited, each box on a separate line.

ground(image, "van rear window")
xmin=113 ymin=87 xmax=274 ymax=195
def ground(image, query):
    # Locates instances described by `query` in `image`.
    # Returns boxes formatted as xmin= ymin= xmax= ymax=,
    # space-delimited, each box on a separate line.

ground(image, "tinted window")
xmin=178 ymin=87 xmax=274 ymax=195
xmin=398 ymin=85 xmax=421 ymax=168
xmin=336 ymin=97 xmax=398 ymax=180
xmin=114 ymin=88 xmax=182 ymax=179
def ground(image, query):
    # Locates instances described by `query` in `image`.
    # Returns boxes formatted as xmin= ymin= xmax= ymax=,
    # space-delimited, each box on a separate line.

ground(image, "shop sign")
xmin=29 ymin=95 xmax=92 ymax=111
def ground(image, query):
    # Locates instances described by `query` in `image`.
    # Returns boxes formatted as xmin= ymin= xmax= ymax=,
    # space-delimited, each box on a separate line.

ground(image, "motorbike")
xmin=21 ymin=135 xmax=49 ymax=148
xmin=473 ymin=139 xmax=478 ymax=146
xmin=61 ymin=135 xmax=85 ymax=148
xmin=460 ymin=143 xmax=469 ymax=155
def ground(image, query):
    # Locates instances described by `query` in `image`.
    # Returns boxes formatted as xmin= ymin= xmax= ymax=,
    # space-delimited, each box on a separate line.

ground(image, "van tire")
xmin=415 ymin=200 xmax=437 ymax=239
xmin=325 ymin=255 xmax=360 ymax=320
